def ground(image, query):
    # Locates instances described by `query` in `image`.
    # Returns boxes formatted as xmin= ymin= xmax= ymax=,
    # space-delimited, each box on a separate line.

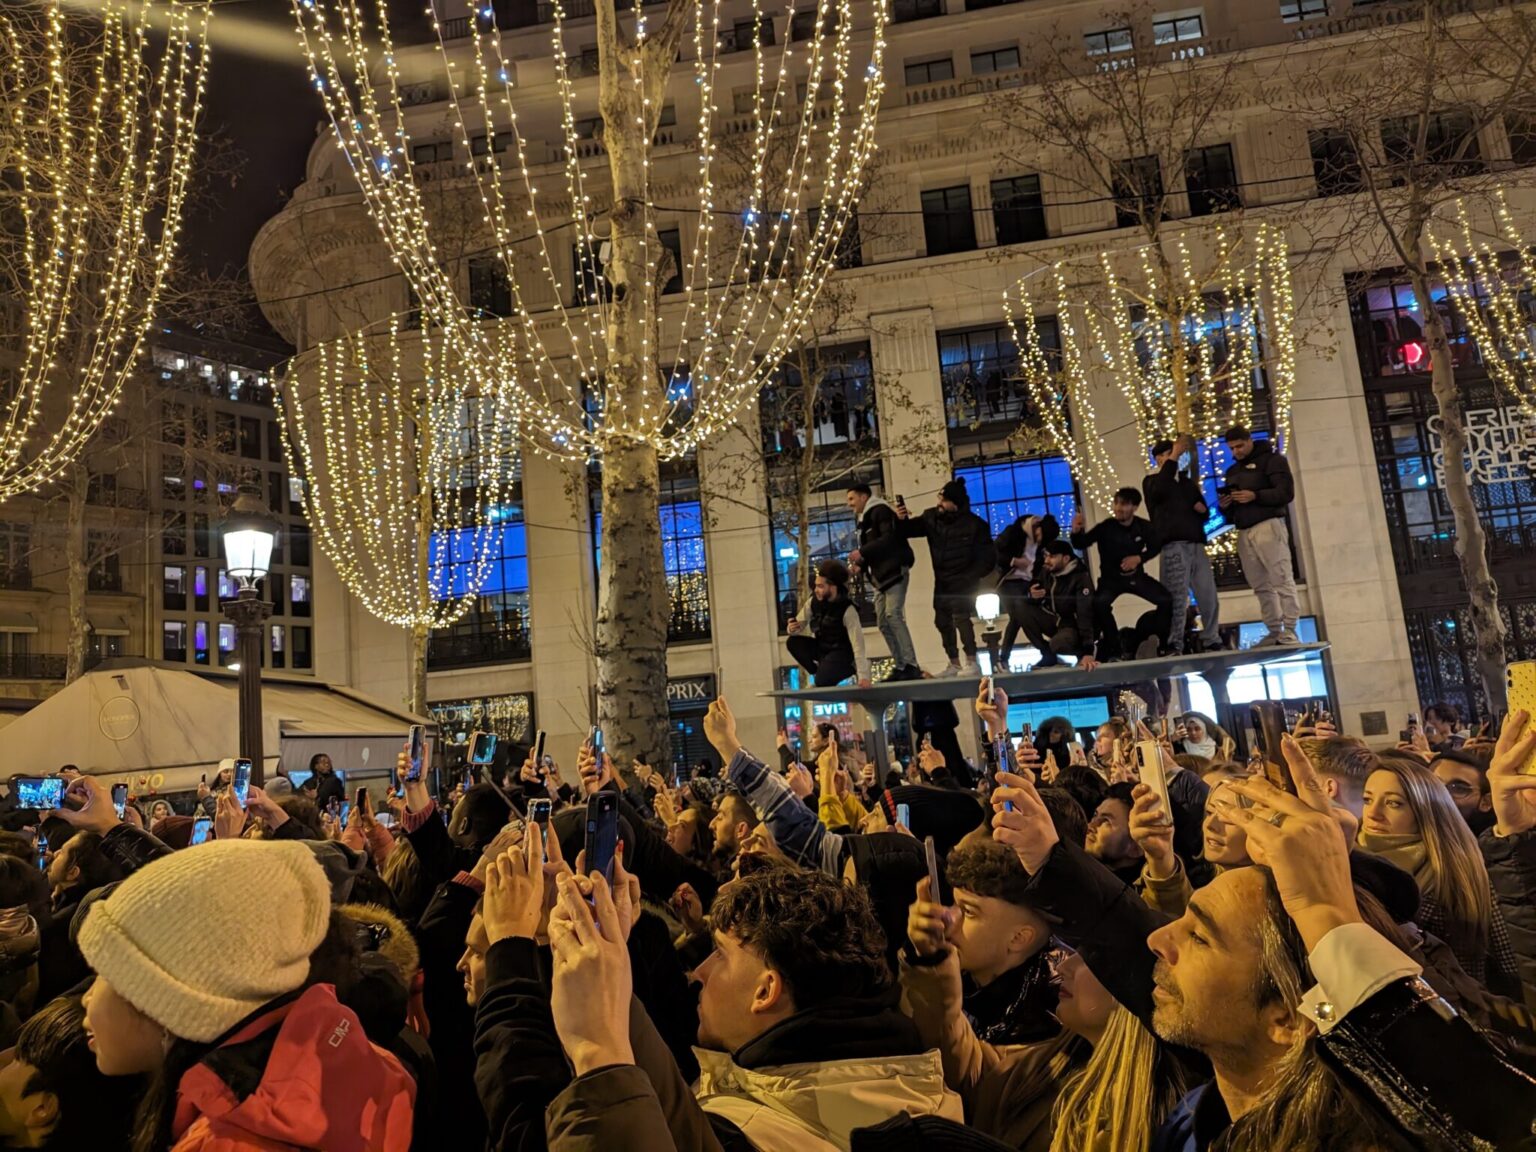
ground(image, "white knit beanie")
xmin=78 ymin=839 xmax=332 ymax=1043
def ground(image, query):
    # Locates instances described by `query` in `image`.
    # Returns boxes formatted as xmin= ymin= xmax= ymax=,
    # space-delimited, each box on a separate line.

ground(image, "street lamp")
xmin=221 ymin=483 xmax=279 ymax=786
xmin=976 ymin=591 xmax=1003 ymax=677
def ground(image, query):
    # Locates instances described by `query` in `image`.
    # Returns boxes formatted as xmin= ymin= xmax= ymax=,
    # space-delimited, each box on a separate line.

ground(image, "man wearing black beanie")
xmin=897 ymin=478 xmax=995 ymax=677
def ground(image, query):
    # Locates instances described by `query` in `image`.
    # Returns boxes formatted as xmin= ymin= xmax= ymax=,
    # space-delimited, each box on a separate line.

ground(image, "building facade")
xmin=0 ymin=328 xmax=314 ymax=726
xmin=251 ymin=0 xmax=1536 ymax=765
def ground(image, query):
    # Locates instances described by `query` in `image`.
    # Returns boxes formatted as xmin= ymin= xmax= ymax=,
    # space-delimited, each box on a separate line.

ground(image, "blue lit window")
xmin=428 ymin=507 xmax=532 ymax=668
xmin=593 ymin=462 xmax=710 ymax=642
xmin=954 ymin=455 xmax=1078 ymax=537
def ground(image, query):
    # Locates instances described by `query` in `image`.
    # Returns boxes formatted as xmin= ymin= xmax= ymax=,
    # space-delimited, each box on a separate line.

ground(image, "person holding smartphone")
xmin=1218 ymin=425 xmax=1300 ymax=648
xmin=299 ymin=752 xmax=347 ymax=812
xmin=1145 ymin=434 xmax=1224 ymax=655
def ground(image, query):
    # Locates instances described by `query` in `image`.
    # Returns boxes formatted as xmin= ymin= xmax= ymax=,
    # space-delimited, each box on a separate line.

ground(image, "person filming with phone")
xmin=1218 ymin=425 xmax=1300 ymax=648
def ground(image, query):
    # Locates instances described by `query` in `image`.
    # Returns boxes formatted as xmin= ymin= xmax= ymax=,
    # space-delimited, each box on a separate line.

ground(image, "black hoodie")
xmin=1143 ymin=459 xmax=1209 ymax=545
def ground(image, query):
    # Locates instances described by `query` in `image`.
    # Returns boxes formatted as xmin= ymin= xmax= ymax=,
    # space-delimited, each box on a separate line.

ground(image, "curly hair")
xmin=711 ymin=867 xmax=891 ymax=1008
xmin=945 ymin=834 xmax=1034 ymax=906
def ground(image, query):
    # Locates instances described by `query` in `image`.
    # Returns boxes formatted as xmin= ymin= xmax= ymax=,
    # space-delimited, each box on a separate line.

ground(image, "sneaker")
xmin=938 ymin=661 xmax=963 ymax=678
xmin=905 ymin=664 xmax=929 ymax=680
xmin=1200 ymin=639 xmax=1227 ymax=653
xmin=1253 ymin=632 xmax=1284 ymax=649
xmin=1134 ymin=635 xmax=1163 ymax=661
xmin=960 ymin=656 xmax=982 ymax=676
xmin=1276 ymin=630 xmax=1303 ymax=647
xmin=1031 ymin=654 xmax=1062 ymax=670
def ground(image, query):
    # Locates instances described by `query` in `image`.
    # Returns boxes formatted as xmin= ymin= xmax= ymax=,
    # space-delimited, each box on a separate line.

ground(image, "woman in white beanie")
xmin=79 ymin=838 xmax=416 ymax=1152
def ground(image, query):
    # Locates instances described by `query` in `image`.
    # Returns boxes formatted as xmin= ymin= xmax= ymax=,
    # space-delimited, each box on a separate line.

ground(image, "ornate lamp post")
xmin=220 ymin=485 xmax=279 ymax=785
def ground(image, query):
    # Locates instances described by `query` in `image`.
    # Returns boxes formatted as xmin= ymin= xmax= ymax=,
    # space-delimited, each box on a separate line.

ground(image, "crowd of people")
xmin=0 ymin=650 xmax=1532 ymax=1150
xmin=791 ymin=426 xmax=1302 ymax=686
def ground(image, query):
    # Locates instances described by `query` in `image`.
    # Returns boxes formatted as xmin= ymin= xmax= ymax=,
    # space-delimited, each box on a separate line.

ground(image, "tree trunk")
xmin=589 ymin=2 xmax=675 ymax=768
xmin=597 ymin=440 xmax=669 ymax=766
xmin=409 ymin=621 xmax=429 ymax=717
xmin=1407 ymin=255 xmax=1508 ymax=711
xmin=65 ymin=463 xmax=89 ymax=684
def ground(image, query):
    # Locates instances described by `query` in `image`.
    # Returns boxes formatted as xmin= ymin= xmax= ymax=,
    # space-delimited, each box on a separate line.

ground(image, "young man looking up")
xmin=1070 ymin=488 xmax=1172 ymax=662
xmin=847 ymin=484 xmax=920 ymax=681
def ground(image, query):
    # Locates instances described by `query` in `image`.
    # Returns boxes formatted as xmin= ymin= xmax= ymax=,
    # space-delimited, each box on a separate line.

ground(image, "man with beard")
xmin=897 ymin=478 xmax=995 ymax=677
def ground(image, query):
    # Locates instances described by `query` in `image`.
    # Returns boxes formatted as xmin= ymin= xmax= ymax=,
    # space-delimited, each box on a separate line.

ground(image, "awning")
xmin=88 ymin=614 xmax=131 ymax=637
xmin=0 ymin=610 xmax=37 ymax=634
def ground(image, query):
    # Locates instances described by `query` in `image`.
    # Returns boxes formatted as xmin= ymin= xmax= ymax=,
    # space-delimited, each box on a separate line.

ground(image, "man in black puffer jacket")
xmin=899 ymin=478 xmax=994 ymax=677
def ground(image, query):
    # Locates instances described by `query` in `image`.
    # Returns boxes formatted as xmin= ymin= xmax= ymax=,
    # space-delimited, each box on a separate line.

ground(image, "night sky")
xmin=183 ymin=0 xmax=431 ymax=336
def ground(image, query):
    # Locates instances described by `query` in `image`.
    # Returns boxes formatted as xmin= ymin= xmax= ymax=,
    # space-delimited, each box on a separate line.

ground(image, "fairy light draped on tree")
xmin=287 ymin=0 xmax=886 ymax=460
xmin=1004 ymin=221 xmax=1297 ymax=512
xmin=276 ymin=319 xmax=523 ymax=711
xmin=276 ymin=321 xmax=522 ymax=629
xmin=1430 ymin=191 xmax=1536 ymax=421
xmin=0 ymin=0 xmax=209 ymax=500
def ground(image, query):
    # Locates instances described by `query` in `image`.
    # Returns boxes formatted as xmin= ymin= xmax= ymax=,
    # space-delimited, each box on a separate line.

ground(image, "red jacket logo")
xmin=328 ymin=1018 xmax=352 ymax=1048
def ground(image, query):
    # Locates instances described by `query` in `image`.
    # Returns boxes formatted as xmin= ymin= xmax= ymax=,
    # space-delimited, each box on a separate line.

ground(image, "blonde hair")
xmin=1373 ymin=754 xmax=1494 ymax=962
xmin=1050 ymin=1005 xmax=1186 ymax=1152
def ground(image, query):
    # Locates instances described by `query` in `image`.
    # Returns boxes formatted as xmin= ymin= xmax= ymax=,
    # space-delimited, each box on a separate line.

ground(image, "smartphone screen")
xmin=338 ymin=801 xmax=352 ymax=826
xmin=529 ymin=797 xmax=552 ymax=827
xmin=469 ymin=731 xmax=498 ymax=766
xmin=111 ymin=783 xmax=128 ymax=819
xmin=407 ymin=724 xmax=426 ymax=782
xmin=532 ymin=729 xmax=547 ymax=768
xmin=356 ymin=786 xmax=369 ymax=815
xmin=34 ymin=834 xmax=47 ymax=870
xmin=190 ymin=817 xmax=213 ymax=845
xmin=591 ymin=726 xmax=606 ymax=758
xmin=232 ymin=759 xmax=252 ymax=808
xmin=11 ymin=776 xmax=65 ymax=811
xmin=584 ymin=792 xmax=619 ymax=885
xmin=896 ymin=802 xmax=911 ymax=829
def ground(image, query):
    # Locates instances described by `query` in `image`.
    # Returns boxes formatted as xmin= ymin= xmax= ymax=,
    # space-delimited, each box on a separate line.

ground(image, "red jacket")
xmin=169 ymin=984 xmax=416 ymax=1152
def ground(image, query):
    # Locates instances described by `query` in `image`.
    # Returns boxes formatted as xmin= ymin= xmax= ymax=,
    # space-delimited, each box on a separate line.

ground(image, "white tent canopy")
xmin=0 ymin=662 xmax=434 ymax=795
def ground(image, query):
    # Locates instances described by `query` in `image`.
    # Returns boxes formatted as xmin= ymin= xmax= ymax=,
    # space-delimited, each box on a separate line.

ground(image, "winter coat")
xmin=1143 ymin=460 xmax=1209 ymax=545
xmin=1480 ymin=826 xmax=1536 ymax=1007
xmin=168 ymin=984 xmax=415 ymax=1152
xmin=1033 ymin=559 xmax=1097 ymax=650
xmin=901 ymin=947 xmax=1083 ymax=1151
xmin=303 ymin=771 xmax=349 ymax=815
xmin=1221 ymin=440 xmax=1294 ymax=529
xmin=1069 ymin=515 xmax=1161 ymax=581
xmin=795 ymin=593 xmax=871 ymax=682
xmin=856 ymin=497 xmax=915 ymax=591
xmin=901 ymin=506 xmax=995 ymax=596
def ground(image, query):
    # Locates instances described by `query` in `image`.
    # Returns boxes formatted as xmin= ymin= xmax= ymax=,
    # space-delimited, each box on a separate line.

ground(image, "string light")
xmin=285 ymin=0 xmax=888 ymax=464
xmin=275 ymin=317 xmax=524 ymax=630
xmin=1004 ymin=220 xmax=1298 ymax=517
xmin=1430 ymin=190 xmax=1536 ymax=420
xmin=0 ymin=0 xmax=210 ymax=500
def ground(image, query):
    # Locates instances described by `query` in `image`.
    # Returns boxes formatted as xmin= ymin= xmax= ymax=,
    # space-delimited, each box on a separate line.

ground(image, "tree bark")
xmin=409 ymin=620 xmax=429 ymax=717
xmin=1407 ymin=249 xmax=1508 ymax=711
xmin=65 ymin=463 xmax=89 ymax=684
xmin=586 ymin=0 xmax=684 ymax=768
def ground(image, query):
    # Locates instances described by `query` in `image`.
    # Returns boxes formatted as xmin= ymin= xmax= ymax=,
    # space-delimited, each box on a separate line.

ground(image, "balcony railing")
xmin=428 ymin=627 xmax=532 ymax=669
xmin=904 ymin=68 xmax=1026 ymax=106
xmin=0 ymin=654 xmax=67 ymax=680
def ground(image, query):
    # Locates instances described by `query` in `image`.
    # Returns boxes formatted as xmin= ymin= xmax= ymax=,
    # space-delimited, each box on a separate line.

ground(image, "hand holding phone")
xmin=1134 ymin=727 xmax=1173 ymax=826
xmin=1251 ymin=701 xmax=1295 ymax=794
xmin=111 ymin=783 xmax=128 ymax=820
xmin=584 ymin=792 xmax=619 ymax=887
xmin=924 ymin=835 xmax=942 ymax=902
xmin=10 ymin=776 xmax=66 ymax=811
xmin=231 ymin=759 xmax=252 ymax=809
xmin=406 ymin=724 xmax=426 ymax=782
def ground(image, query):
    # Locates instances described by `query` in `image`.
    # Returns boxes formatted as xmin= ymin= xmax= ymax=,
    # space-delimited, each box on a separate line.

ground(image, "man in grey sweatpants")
xmin=1219 ymin=425 xmax=1301 ymax=647
xmin=1144 ymin=434 xmax=1223 ymax=654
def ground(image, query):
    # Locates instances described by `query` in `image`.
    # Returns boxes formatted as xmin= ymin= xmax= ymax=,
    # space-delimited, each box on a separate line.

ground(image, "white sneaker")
xmin=938 ymin=660 xmax=963 ymax=678
xmin=960 ymin=656 xmax=981 ymax=676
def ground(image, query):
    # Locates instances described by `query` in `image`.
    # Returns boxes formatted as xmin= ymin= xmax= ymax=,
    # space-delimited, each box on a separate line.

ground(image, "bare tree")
xmin=1263 ymin=0 xmax=1536 ymax=710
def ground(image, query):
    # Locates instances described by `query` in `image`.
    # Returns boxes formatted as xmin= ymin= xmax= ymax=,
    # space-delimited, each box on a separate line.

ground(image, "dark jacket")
xmin=1166 ymin=769 xmax=1215 ymax=891
xmin=992 ymin=517 xmax=1035 ymax=584
xmin=1143 ymin=460 xmax=1208 ymax=546
xmin=1069 ymin=515 xmax=1161 ymax=581
xmin=1481 ymin=826 xmax=1536 ymax=1009
xmin=302 ymin=769 xmax=348 ymax=813
xmin=1024 ymin=838 xmax=1536 ymax=1152
xmin=857 ymin=497 xmax=915 ymax=591
xmin=1221 ymin=440 xmax=1294 ymax=529
xmin=902 ymin=506 xmax=995 ymax=595
xmin=1034 ymin=559 xmax=1096 ymax=651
